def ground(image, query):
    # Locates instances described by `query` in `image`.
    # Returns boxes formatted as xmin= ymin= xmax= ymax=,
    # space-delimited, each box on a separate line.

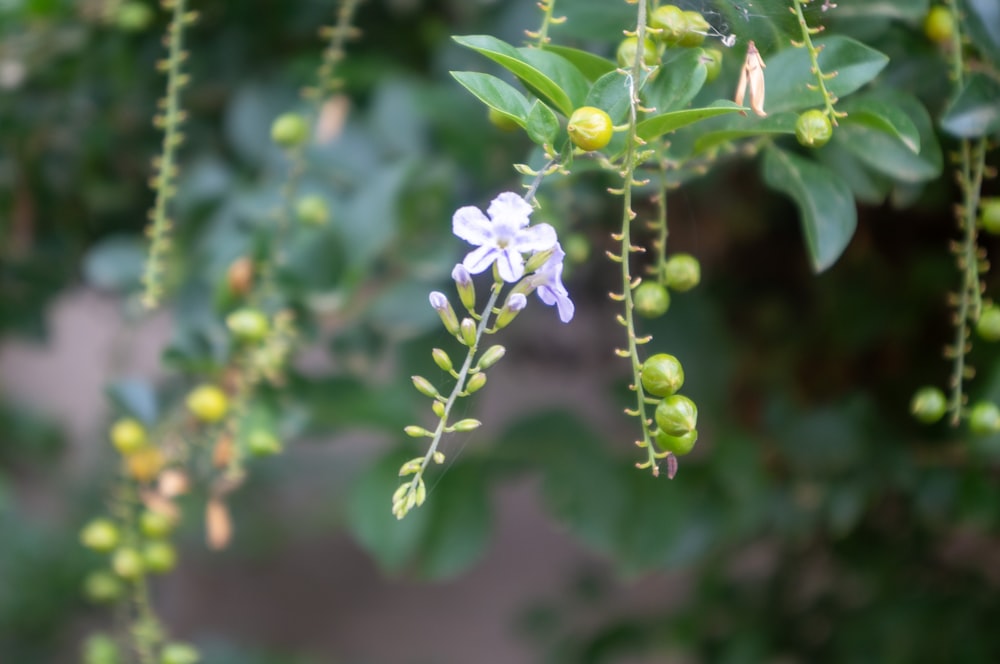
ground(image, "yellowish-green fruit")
xmin=910 ymin=387 xmax=947 ymax=424
xmin=649 ymin=5 xmax=687 ymax=45
xmin=924 ymin=5 xmax=955 ymax=45
xmin=295 ymin=195 xmax=330 ymax=225
xmin=567 ymin=106 xmax=613 ymax=152
xmin=664 ymin=254 xmax=701 ymax=292
xmin=795 ymin=109 xmax=834 ymax=148
xmin=616 ymin=36 xmax=659 ymax=68
xmin=111 ymin=548 xmax=145 ymax=580
xmin=655 ymin=428 xmax=698 ymax=456
xmin=633 ymin=282 xmax=671 ymax=318
xmin=110 ymin=418 xmax=147 ymax=455
xmin=679 ymin=11 xmax=710 ymax=47
xmin=271 ymin=112 xmax=309 ymax=148
xmin=247 ymin=430 xmax=283 ymax=456
xmin=140 ymin=510 xmax=176 ymax=539
xmin=81 ymin=519 xmax=120 ymax=553
xmin=143 ymin=541 xmax=178 ymax=574
xmin=83 ymin=571 xmax=124 ymax=603
xmin=160 ymin=643 xmax=201 ymax=664
xmin=186 ymin=385 xmax=229 ymax=423
xmin=655 ymin=394 xmax=698 ymax=437
xmin=641 ymin=354 xmax=685 ymax=397
xmin=226 ymin=308 xmax=269 ymax=343
xmin=125 ymin=446 xmax=164 ymax=483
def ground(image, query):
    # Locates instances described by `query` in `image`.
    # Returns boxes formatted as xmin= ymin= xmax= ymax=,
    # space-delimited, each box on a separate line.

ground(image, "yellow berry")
xmin=110 ymin=418 xmax=147 ymax=455
xmin=567 ymin=106 xmax=613 ymax=152
xmin=186 ymin=385 xmax=229 ymax=423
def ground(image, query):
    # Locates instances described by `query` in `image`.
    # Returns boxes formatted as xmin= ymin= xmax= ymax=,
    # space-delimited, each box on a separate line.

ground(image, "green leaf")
xmin=940 ymin=73 xmax=1000 ymax=138
xmin=636 ymin=102 xmax=746 ymax=142
xmin=962 ymin=0 xmax=1000 ymax=63
xmin=516 ymin=47 xmax=590 ymax=111
xmin=452 ymin=35 xmax=575 ymax=116
xmin=105 ymin=379 xmax=158 ymax=424
xmin=762 ymin=146 xmax=857 ymax=273
xmin=643 ymin=49 xmax=708 ymax=114
xmin=543 ymin=45 xmax=617 ymax=81
xmin=450 ymin=71 xmax=531 ymax=127
xmin=692 ymin=112 xmax=799 ymax=154
xmin=832 ymin=0 xmax=929 ymax=21
xmin=841 ymin=95 xmax=921 ymax=153
xmin=814 ymin=140 xmax=893 ymax=205
xmin=526 ymin=100 xmax=560 ymax=146
xmin=765 ymin=36 xmax=889 ymax=114
xmin=583 ymin=70 xmax=632 ymax=124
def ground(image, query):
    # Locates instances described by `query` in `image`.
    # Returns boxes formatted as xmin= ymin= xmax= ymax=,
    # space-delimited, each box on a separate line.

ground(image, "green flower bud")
xmin=432 ymin=348 xmax=454 ymax=373
xmin=466 ymin=372 xmax=487 ymax=394
xmin=404 ymin=425 xmax=433 ymax=437
xmin=641 ymin=353 xmax=685 ymax=397
xmin=910 ymin=387 xmax=947 ymax=424
xmin=494 ymin=293 xmax=527 ymax=329
xmin=795 ymin=109 xmax=833 ymax=148
xmin=81 ymin=519 xmax=120 ymax=553
xmin=452 ymin=419 xmax=482 ymax=432
xmin=977 ymin=305 xmax=1000 ymax=342
xmin=226 ymin=308 xmax=269 ymax=343
xmin=655 ymin=394 xmax=698 ymax=437
xmin=478 ymin=344 xmax=506 ymax=370
xmin=969 ymin=401 xmax=1000 ymax=435
xmin=429 ymin=292 xmax=460 ymax=335
xmin=664 ymin=253 xmax=701 ymax=292
xmin=634 ymin=282 xmax=670 ymax=318
xmin=452 ymin=265 xmax=476 ymax=311
xmin=655 ymin=428 xmax=698 ymax=456
xmin=271 ymin=112 xmax=309 ymax=148
xmin=460 ymin=318 xmax=478 ymax=346
xmin=83 ymin=571 xmax=124 ymax=603
xmin=616 ymin=36 xmax=659 ymax=68
xmin=567 ymin=106 xmax=613 ymax=152
xmin=295 ymin=195 xmax=330 ymax=226
xmin=411 ymin=375 xmax=440 ymax=399
xmin=432 ymin=401 xmax=446 ymax=417
xmin=524 ymin=247 xmax=555 ymax=274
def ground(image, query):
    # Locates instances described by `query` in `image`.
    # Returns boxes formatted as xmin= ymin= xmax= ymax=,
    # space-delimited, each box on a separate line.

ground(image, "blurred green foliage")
xmin=1 ymin=0 xmax=999 ymax=662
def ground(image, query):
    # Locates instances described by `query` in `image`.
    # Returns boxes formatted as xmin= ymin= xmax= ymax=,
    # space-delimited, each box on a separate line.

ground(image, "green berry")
xmin=634 ymin=282 xmax=671 ymax=318
xmin=186 ymin=385 xmax=229 ymax=423
xmin=488 ymin=107 xmax=520 ymax=132
xmin=969 ymin=401 xmax=1000 ymax=435
xmin=83 ymin=633 xmax=121 ymax=664
xmin=924 ymin=5 xmax=955 ymax=46
xmin=271 ymin=112 xmax=309 ymax=148
xmin=140 ymin=510 xmax=176 ymax=539
xmin=980 ymin=198 xmax=1000 ymax=235
xmin=649 ymin=5 xmax=687 ymax=45
xmin=795 ymin=109 xmax=833 ymax=148
xmin=664 ymin=254 xmax=701 ymax=292
xmin=678 ymin=11 xmax=710 ymax=48
xmin=616 ymin=36 xmax=659 ymax=68
xmin=83 ymin=571 xmax=124 ymax=603
xmin=81 ymin=519 xmax=120 ymax=553
xmin=295 ymin=195 xmax=330 ymax=226
xmin=142 ymin=541 xmax=178 ymax=574
xmin=110 ymin=418 xmax=147 ymax=455
xmin=655 ymin=428 xmax=699 ymax=456
xmin=655 ymin=394 xmax=698 ymax=437
xmin=910 ymin=386 xmax=947 ymax=424
xmin=977 ymin=305 xmax=1000 ymax=342
xmin=641 ymin=353 xmax=685 ymax=397
xmin=111 ymin=548 xmax=145 ymax=580
xmin=700 ymin=48 xmax=723 ymax=82
xmin=567 ymin=106 xmax=613 ymax=152
xmin=160 ymin=643 xmax=201 ymax=664
xmin=226 ymin=308 xmax=269 ymax=343
xmin=246 ymin=430 xmax=283 ymax=457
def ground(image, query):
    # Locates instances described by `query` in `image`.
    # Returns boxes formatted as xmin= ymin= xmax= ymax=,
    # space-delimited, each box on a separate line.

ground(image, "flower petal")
xmin=453 ymin=206 xmax=493 ymax=245
xmin=555 ymin=294 xmax=575 ymax=322
xmin=496 ymin=248 xmax=525 ymax=282
xmin=537 ymin=285 xmax=557 ymax=306
xmin=488 ymin=192 xmax=533 ymax=227
xmin=463 ymin=245 xmax=499 ymax=274
xmin=513 ymin=222 xmax=558 ymax=253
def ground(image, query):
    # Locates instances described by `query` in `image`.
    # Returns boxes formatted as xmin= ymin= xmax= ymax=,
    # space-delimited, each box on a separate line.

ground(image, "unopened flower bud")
xmin=411 ymin=375 xmax=440 ymax=399
xmin=429 ymin=291 xmax=460 ymax=335
xmin=466 ymin=372 xmax=487 ymax=393
xmin=478 ymin=344 xmax=506 ymax=370
xmin=525 ymin=247 xmax=555 ymax=274
xmin=432 ymin=401 xmax=446 ymax=417
xmin=433 ymin=451 xmax=446 ymax=464
xmin=432 ymin=348 xmax=453 ymax=373
xmin=452 ymin=418 xmax=482 ymax=432
xmin=452 ymin=264 xmax=476 ymax=311
xmin=495 ymin=293 xmax=527 ymax=329
xmin=460 ymin=318 xmax=477 ymax=346
xmin=404 ymin=425 xmax=433 ymax=437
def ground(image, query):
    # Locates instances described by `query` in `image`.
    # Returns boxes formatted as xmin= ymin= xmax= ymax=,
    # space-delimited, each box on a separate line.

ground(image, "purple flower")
xmin=453 ymin=192 xmax=557 ymax=283
xmin=533 ymin=244 xmax=574 ymax=323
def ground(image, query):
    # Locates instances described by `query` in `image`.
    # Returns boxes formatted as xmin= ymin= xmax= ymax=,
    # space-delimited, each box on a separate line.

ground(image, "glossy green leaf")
xmin=644 ymin=49 xmax=707 ymax=114
xmin=583 ymin=69 xmax=631 ymax=124
xmin=765 ymin=36 xmax=889 ymax=114
xmin=814 ymin=140 xmax=893 ymax=205
xmin=450 ymin=71 xmax=530 ymax=127
xmin=762 ymin=146 xmax=857 ymax=272
xmin=543 ymin=44 xmax=617 ymax=81
xmin=636 ymin=102 xmax=746 ymax=142
xmin=841 ymin=95 xmax=920 ymax=153
xmin=526 ymin=100 xmax=559 ymax=146
xmin=516 ymin=47 xmax=590 ymax=112
xmin=692 ymin=112 xmax=798 ymax=154
xmin=940 ymin=73 xmax=1000 ymax=138
xmin=453 ymin=35 xmax=576 ymax=116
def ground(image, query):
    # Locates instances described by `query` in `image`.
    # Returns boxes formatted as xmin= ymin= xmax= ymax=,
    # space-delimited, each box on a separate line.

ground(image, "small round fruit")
xmin=295 ymin=194 xmax=330 ymax=226
xmin=226 ymin=308 xmax=269 ymax=343
xmin=83 ymin=633 xmax=121 ymax=664
xmin=664 ymin=254 xmax=701 ymax=292
xmin=977 ymin=304 xmax=1000 ymax=342
xmin=924 ymin=5 xmax=955 ymax=46
xmin=567 ymin=106 xmax=613 ymax=152
xmin=110 ymin=418 xmax=147 ymax=455
xmin=270 ymin=112 xmax=309 ymax=148
xmin=488 ymin=107 xmax=520 ymax=132
xmin=111 ymin=548 xmax=145 ymax=580
xmin=616 ymin=36 xmax=659 ymax=68
xmin=247 ymin=430 xmax=283 ymax=457
xmin=140 ymin=510 xmax=176 ymax=539
xmin=969 ymin=401 xmax=1000 ymax=435
xmin=160 ymin=642 xmax=201 ymax=664
xmin=649 ymin=5 xmax=687 ymax=45
xmin=641 ymin=353 xmax=685 ymax=397
xmin=116 ymin=2 xmax=154 ymax=32
xmin=83 ymin=571 xmax=124 ymax=603
xmin=655 ymin=394 xmax=698 ymax=437
xmin=655 ymin=428 xmax=698 ymax=456
xmin=143 ymin=542 xmax=178 ymax=574
xmin=980 ymin=198 xmax=1000 ymax=235
xmin=634 ymin=282 xmax=671 ymax=318
xmin=700 ymin=48 xmax=723 ymax=82
xmin=795 ymin=109 xmax=833 ymax=148
xmin=81 ymin=519 xmax=120 ymax=553
xmin=186 ymin=385 xmax=229 ymax=423
xmin=126 ymin=446 xmax=165 ymax=484
xmin=910 ymin=386 xmax=947 ymax=424
xmin=679 ymin=11 xmax=710 ymax=48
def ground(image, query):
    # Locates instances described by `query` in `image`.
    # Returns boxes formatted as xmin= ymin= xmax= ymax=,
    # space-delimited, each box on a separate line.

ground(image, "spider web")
xmin=675 ymin=0 xmax=832 ymax=52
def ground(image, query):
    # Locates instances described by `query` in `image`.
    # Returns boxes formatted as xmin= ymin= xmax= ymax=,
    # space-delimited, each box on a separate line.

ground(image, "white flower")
xmin=452 ymin=192 xmax=557 ymax=283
